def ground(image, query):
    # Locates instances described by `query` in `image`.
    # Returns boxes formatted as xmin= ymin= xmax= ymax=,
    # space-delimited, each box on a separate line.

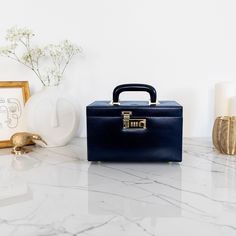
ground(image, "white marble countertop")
xmin=0 ymin=138 xmax=236 ymax=236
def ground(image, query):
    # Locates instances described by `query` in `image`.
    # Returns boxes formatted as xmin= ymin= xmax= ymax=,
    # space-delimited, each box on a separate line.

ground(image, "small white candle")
xmin=229 ymin=96 xmax=236 ymax=116
xmin=215 ymin=82 xmax=235 ymax=117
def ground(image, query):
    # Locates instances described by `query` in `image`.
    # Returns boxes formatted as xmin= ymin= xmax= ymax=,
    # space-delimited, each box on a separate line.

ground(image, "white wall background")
xmin=0 ymin=0 xmax=236 ymax=137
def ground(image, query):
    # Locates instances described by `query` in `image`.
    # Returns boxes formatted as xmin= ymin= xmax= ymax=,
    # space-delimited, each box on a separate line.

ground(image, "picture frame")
xmin=0 ymin=81 xmax=30 ymax=148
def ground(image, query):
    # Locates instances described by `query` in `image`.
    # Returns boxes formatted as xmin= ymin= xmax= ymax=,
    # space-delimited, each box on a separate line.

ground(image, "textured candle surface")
xmin=229 ymin=96 xmax=236 ymax=116
xmin=215 ymin=82 xmax=235 ymax=117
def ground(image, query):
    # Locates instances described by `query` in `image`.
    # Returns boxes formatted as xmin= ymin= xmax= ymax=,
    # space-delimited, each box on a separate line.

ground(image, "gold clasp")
xmin=122 ymin=111 xmax=146 ymax=129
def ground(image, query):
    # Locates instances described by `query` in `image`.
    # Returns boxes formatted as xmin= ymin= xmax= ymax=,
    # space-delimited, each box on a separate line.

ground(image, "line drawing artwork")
xmin=0 ymin=97 xmax=22 ymax=129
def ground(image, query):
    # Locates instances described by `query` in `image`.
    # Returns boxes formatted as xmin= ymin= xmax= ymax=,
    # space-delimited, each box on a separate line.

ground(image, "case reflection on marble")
xmin=88 ymin=162 xmax=182 ymax=217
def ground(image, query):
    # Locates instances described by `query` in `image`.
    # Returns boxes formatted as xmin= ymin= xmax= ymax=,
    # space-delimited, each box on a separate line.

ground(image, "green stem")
xmin=17 ymin=38 xmax=45 ymax=86
xmin=7 ymin=53 xmax=46 ymax=86
xmin=61 ymin=53 xmax=74 ymax=75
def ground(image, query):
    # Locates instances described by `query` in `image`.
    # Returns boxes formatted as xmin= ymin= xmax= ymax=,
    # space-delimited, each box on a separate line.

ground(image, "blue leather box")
xmin=86 ymin=84 xmax=183 ymax=162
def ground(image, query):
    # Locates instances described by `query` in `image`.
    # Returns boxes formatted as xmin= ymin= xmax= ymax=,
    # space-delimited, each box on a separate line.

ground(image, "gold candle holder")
xmin=212 ymin=116 xmax=236 ymax=155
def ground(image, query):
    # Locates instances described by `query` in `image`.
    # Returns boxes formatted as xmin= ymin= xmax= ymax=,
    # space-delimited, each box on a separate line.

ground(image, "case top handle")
xmin=112 ymin=83 xmax=159 ymax=105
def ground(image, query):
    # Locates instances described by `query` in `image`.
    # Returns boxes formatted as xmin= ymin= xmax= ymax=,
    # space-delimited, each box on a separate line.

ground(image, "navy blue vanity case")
xmin=86 ymin=84 xmax=183 ymax=162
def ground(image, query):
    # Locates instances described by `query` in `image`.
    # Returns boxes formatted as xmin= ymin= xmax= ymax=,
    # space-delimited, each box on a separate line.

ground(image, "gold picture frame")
xmin=0 ymin=81 xmax=30 ymax=148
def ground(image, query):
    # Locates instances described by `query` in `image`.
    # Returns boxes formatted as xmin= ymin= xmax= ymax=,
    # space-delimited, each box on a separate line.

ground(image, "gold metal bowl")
xmin=212 ymin=116 xmax=236 ymax=155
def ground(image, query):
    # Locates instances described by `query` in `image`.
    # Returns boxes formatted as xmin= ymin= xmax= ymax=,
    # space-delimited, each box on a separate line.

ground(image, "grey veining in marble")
xmin=0 ymin=138 xmax=236 ymax=235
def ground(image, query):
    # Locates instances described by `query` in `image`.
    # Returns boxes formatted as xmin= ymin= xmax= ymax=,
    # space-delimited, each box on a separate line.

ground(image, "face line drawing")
xmin=0 ymin=97 xmax=22 ymax=129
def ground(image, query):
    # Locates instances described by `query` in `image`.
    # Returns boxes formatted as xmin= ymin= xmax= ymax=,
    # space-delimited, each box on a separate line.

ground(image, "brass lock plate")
xmin=122 ymin=111 xmax=146 ymax=129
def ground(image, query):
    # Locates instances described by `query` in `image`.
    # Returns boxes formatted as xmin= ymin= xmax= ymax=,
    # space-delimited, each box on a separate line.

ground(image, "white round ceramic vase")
xmin=24 ymin=86 xmax=78 ymax=147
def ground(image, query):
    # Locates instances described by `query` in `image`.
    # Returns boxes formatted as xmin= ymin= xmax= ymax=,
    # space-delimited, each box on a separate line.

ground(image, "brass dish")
xmin=212 ymin=116 xmax=236 ymax=155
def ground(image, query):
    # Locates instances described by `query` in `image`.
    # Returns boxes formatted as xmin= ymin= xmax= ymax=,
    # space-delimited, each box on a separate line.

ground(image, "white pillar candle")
xmin=229 ymin=96 xmax=236 ymax=116
xmin=215 ymin=82 xmax=235 ymax=117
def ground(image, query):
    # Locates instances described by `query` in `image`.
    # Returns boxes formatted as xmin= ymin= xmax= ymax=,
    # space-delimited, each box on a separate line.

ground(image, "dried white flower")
xmin=22 ymin=47 xmax=44 ymax=64
xmin=44 ymin=40 xmax=80 ymax=63
xmin=60 ymin=40 xmax=81 ymax=58
xmin=0 ymin=44 xmax=17 ymax=56
xmin=44 ymin=44 xmax=64 ymax=67
xmin=6 ymin=26 xmax=34 ymax=42
xmin=43 ymin=68 xmax=63 ymax=86
xmin=0 ymin=26 xmax=82 ymax=86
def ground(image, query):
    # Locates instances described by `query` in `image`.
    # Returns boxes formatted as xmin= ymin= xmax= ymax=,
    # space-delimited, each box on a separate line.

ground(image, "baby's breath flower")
xmin=45 ymin=40 xmax=80 ymax=60
xmin=0 ymin=44 xmax=17 ymax=56
xmin=43 ymin=68 xmax=63 ymax=86
xmin=0 ymin=26 xmax=82 ymax=86
xmin=44 ymin=44 xmax=64 ymax=65
xmin=6 ymin=26 xmax=34 ymax=42
xmin=60 ymin=40 xmax=81 ymax=57
xmin=22 ymin=47 xmax=44 ymax=64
